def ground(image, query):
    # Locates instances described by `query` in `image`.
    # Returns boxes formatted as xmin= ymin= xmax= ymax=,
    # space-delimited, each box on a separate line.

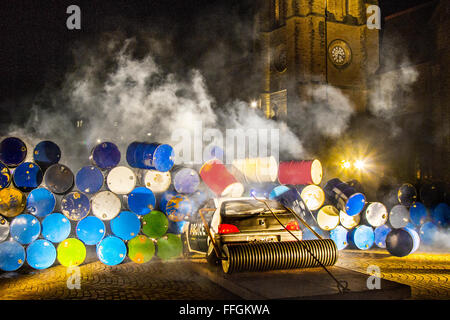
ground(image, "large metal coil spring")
xmin=221 ymin=239 xmax=338 ymax=274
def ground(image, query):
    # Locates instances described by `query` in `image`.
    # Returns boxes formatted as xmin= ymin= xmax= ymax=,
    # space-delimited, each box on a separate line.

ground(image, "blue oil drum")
xmin=10 ymin=214 xmax=41 ymax=245
xmin=159 ymin=190 xmax=177 ymax=213
xmin=0 ymin=240 xmax=25 ymax=271
xmin=324 ymin=178 xmax=366 ymax=216
xmin=0 ymin=137 xmax=27 ymax=167
xmin=189 ymin=189 xmax=209 ymax=208
xmin=166 ymin=194 xmax=193 ymax=222
xmin=90 ymin=142 xmax=121 ymax=170
xmin=41 ymin=213 xmax=71 ymax=243
xmin=75 ymin=166 xmax=104 ymax=194
xmin=431 ymin=203 xmax=449 ymax=228
xmin=397 ymin=183 xmax=417 ymax=207
xmin=409 ymin=202 xmax=428 ymax=226
xmin=0 ymin=161 xmax=12 ymax=190
xmin=110 ymin=211 xmax=141 ymax=241
xmin=0 ymin=215 xmax=10 ymax=242
xmin=127 ymin=187 xmax=156 ymax=216
xmin=44 ymin=164 xmax=74 ymax=194
xmin=329 ymin=225 xmax=348 ymax=250
xmin=33 ymin=141 xmax=61 ymax=171
xmin=347 ymin=225 xmax=374 ymax=250
xmin=26 ymin=187 xmax=56 ymax=218
xmin=386 ymin=227 xmax=420 ymax=257
xmin=168 ymin=220 xmax=186 ymax=235
xmin=419 ymin=221 xmax=439 ymax=245
xmin=96 ymin=235 xmax=127 ymax=266
xmin=12 ymin=162 xmax=43 ymax=192
xmin=126 ymin=142 xmax=174 ymax=172
xmin=26 ymin=239 xmax=56 ymax=269
xmin=374 ymin=224 xmax=392 ymax=248
xmin=269 ymin=185 xmax=290 ymax=200
xmin=76 ymin=216 xmax=105 ymax=245
xmin=173 ymin=168 xmax=200 ymax=194
xmin=249 ymin=183 xmax=278 ymax=199
xmin=61 ymin=192 xmax=90 ymax=221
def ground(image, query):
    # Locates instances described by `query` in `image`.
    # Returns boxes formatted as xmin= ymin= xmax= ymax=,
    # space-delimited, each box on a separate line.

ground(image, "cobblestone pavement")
xmin=336 ymin=249 xmax=450 ymax=300
xmin=1 ymin=250 xmax=449 ymax=300
xmin=0 ymin=258 xmax=239 ymax=300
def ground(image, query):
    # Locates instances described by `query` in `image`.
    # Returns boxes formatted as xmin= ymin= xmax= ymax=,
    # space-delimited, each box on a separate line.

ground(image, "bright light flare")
xmin=354 ymin=160 xmax=366 ymax=170
xmin=250 ymin=100 xmax=258 ymax=108
xmin=341 ymin=160 xmax=351 ymax=169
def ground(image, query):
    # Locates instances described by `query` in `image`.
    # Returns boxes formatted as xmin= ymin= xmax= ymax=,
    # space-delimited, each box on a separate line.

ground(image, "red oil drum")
xmin=278 ymin=160 xmax=322 ymax=185
xmin=199 ymin=159 xmax=244 ymax=197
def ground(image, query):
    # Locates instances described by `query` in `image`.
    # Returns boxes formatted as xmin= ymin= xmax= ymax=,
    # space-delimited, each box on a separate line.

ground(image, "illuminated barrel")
xmin=61 ymin=192 xmax=90 ymax=221
xmin=41 ymin=213 xmax=71 ymax=243
xmin=199 ymin=159 xmax=244 ymax=197
xmin=374 ymin=225 xmax=392 ymax=248
xmin=166 ymin=194 xmax=193 ymax=222
xmin=317 ymin=205 xmax=340 ymax=231
xmin=278 ymin=160 xmax=322 ymax=185
xmin=10 ymin=214 xmax=41 ymax=245
xmin=173 ymin=167 xmax=200 ymax=194
xmin=389 ymin=204 xmax=410 ymax=229
xmin=0 ymin=161 xmax=11 ymax=190
xmin=96 ymin=236 xmax=127 ymax=266
xmin=26 ymin=239 xmax=56 ymax=270
xmin=140 ymin=170 xmax=171 ymax=193
xmin=26 ymin=187 xmax=56 ymax=218
xmin=12 ymin=162 xmax=43 ymax=192
xmin=347 ymin=225 xmax=374 ymax=250
xmin=110 ymin=211 xmax=141 ymax=241
xmin=0 ymin=187 xmax=26 ymax=218
xmin=126 ymin=187 xmax=156 ymax=216
xmin=159 ymin=190 xmax=177 ymax=213
xmin=33 ymin=141 xmax=61 ymax=171
xmin=57 ymin=238 xmax=86 ymax=267
xmin=299 ymin=185 xmax=325 ymax=211
xmin=339 ymin=210 xmax=360 ymax=230
xmin=0 ymin=240 xmax=25 ymax=271
xmin=106 ymin=166 xmax=136 ymax=195
xmin=231 ymin=156 xmax=278 ymax=184
xmin=90 ymin=142 xmax=121 ymax=170
xmin=156 ymin=233 xmax=183 ymax=260
xmin=128 ymin=235 xmax=155 ymax=263
xmin=76 ymin=216 xmax=105 ymax=245
xmin=386 ymin=227 xmax=420 ymax=257
xmin=363 ymin=202 xmax=388 ymax=227
xmin=75 ymin=166 xmax=104 ymax=194
xmin=0 ymin=137 xmax=27 ymax=167
xmin=0 ymin=215 xmax=10 ymax=241
xmin=397 ymin=183 xmax=417 ymax=207
xmin=44 ymin=164 xmax=74 ymax=194
xmin=221 ymin=239 xmax=337 ymax=274
xmin=329 ymin=225 xmax=349 ymax=250
xmin=142 ymin=210 xmax=168 ymax=238
xmin=409 ymin=202 xmax=428 ymax=226
xmin=91 ymin=191 xmax=121 ymax=220
xmin=419 ymin=222 xmax=439 ymax=245
xmin=324 ymin=178 xmax=366 ymax=216
xmin=431 ymin=203 xmax=449 ymax=228
xmin=126 ymin=142 xmax=174 ymax=172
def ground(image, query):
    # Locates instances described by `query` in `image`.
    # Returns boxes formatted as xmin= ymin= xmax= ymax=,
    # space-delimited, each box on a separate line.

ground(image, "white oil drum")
xmin=91 ymin=191 xmax=122 ymax=221
xmin=106 ymin=166 xmax=137 ymax=195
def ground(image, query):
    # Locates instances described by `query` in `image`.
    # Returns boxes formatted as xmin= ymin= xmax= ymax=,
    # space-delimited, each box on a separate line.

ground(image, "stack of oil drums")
xmin=0 ymin=137 xmax=210 ymax=271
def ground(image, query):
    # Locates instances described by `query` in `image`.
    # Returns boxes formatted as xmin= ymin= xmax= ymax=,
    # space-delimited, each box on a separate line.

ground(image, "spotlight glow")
xmin=354 ymin=160 xmax=366 ymax=170
xmin=341 ymin=160 xmax=351 ymax=169
xmin=250 ymin=100 xmax=258 ymax=108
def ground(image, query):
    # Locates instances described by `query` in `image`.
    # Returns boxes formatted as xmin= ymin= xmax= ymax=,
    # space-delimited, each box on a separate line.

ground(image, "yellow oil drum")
xmin=0 ymin=187 xmax=26 ymax=218
xmin=232 ymin=156 xmax=278 ymax=184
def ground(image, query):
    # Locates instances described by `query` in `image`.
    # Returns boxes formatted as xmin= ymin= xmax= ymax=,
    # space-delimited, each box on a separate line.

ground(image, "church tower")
xmin=256 ymin=0 xmax=379 ymax=120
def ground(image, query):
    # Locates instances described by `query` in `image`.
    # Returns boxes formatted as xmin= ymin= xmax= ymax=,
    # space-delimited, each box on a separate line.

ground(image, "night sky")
xmin=0 ymin=0 xmax=434 ymax=106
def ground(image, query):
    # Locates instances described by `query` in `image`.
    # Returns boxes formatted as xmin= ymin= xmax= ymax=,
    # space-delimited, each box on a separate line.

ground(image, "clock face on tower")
xmin=328 ymin=40 xmax=352 ymax=67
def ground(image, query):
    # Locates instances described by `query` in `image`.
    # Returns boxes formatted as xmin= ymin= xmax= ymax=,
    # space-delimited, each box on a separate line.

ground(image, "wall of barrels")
xmin=0 ymin=136 xmax=449 ymax=272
